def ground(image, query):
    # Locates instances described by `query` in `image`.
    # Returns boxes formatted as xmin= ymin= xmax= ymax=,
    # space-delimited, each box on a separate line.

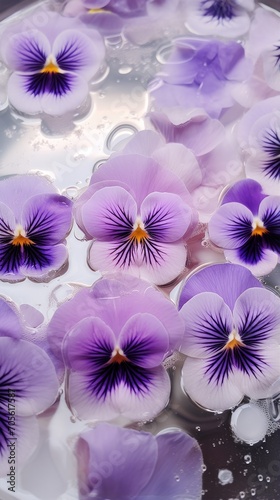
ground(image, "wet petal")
xmin=259 ymin=195 xmax=280 ymax=253
xmin=0 ymin=298 xmax=22 ymax=339
xmin=81 ymin=186 xmax=136 ymax=239
xmin=178 ymin=263 xmax=263 ymax=311
xmin=0 ymin=338 xmax=59 ymax=416
xmin=222 ymin=179 xmax=265 ymax=214
xmin=224 ymin=247 xmax=278 ymax=277
xmin=76 ymin=424 xmax=157 ymax=500
xmin=63 ymin=316 xmax=115 ymax=371
xmin=80 ymin=11 xmax=124 ymax=37
xmin=180 ymin=292 xmax=232 ymax=358
xmin=40 ymin=72 xmax=89 ymax=116
xmin=2 ymin=30 xmax=49 ymax=72
xmin=22 ymin=194 xmax=72 ymax=245
xmin=0 ymin=242 xmax=23 ymax=278
xmin=141 ymin=192 xmax=193 ymax=242
xmin=140 ymin=430 xmax=203 ymax=500
xmin=119 ymin=313 xmax=169 ymax=368
xmin=53 ymin=29 xmax=104 ymax=80
xmin=182 ymin=356 xmax=243 ymax=411
xmin=208 ymin=202 xmax=253 ymax=249
xmin=20 ymin=243 xmax=68 ymax=277
xmin=0 ymin=202 xmax=15 ymax=241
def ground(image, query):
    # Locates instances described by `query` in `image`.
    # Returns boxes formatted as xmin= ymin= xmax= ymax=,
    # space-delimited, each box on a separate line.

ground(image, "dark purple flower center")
xmin=201 ymin=0 xmax=236 ymax=20
xmin=262 ymin=128 xmax=280 ymax=181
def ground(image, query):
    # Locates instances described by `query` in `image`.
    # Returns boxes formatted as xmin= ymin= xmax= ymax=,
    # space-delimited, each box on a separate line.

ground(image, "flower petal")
xmin=0 ymin=298 xmax=22 ymax=340
xmin=259 ymin=195 xmax=280 ymax=254
xmin=7 ymin=72 xmax=42 ymax=115
xmin=2 ymin=30 xmax=50 ymax=72
xmin=0 ymin=202 xmax=15 ymax=240
xmin=81 ymin=186 xmax=136 ymax=239
xmin=63 ymin=316 xmax=115 ymax=371
xmin=208 ymin=202 xmax=253 ymax=249
xmin=222 ymin=179 xmax=265 ymax=215
xmin=141 ymin=192 xmax=193 ymax=242
xmin=80 ymin=11 xmax=124 ymax=37
xmin=224 ymin=247 xmax=278 ymax=277
xmin=180 ymin=292 xmax=232 ymax=358
xmin=76 ymin=424 xmax=158 ymax=500
xmin=53 ymin=29 xmax=104 ymax=80
xmin=140 ymin=430 xmax=203 ymax=500
xmin=19 ymin=243 xmax=68 ymax=278
xmin=182 ymin=356 xmax=243 ymax=411
xmin=119 ymin=313 xmax=169 ymax=368
xmin=0 ymin=338 xmax=59 ymax=416
xmin=40 ymin=72 xmax=89 ymax=116
xmin=178 ymin=263 xmax=263 ymax=311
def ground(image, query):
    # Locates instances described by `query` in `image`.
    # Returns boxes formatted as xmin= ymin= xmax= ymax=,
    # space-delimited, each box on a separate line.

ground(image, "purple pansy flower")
xmin=178 ymin=263 xmax=280 ymax=411
xmin=184 ymin=0 xmax=254 ymax=38
xmin=0 ymin=11 xmax=105 ymax=116
xmin=237 ymin=96 xmax=280 ymax=196
xmin=208 ymin=179 xmax=280 ymax=276
xmin=75 ymin=143 xmax=198 ymax=286
xmin=148 ymin=109 xmax=243 ymax=221
xmin=149 ymin=37 xmax=252 ymax=118
xmin=0 ymin=297 xmax=59 ymax=476
xmin=76 ymin=424 xmax=203 ymax=500
xmin=47 ymin=275 xmax=183 ymax=421
xmin=0 ymin=175 xmax=72 ymax=281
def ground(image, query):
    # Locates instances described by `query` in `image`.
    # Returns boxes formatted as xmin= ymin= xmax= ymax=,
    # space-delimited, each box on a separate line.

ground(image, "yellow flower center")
xmin=251 ymin=217 xmax=268 ymax=237
xmin=88 ymin=8 xmax=104 ymax=14
xmin=12 ymin=225 xmax=34 ymax=247
xmin=224 ymin=329 xmax=244 ymax=350
xmin=41 ymin=56 xmax=61 ymax=74
xmin=129 ymin=218 xmax=149 ymax=243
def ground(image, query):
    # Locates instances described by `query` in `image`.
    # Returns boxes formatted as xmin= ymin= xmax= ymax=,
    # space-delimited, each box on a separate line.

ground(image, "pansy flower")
xmin=0 ymin=297 xmax=59 ymax=476
xmin=148 ymin=109 xmax=243 ymax=221
xmin=75 ymin=144 xmax=198 ymax=286
xmin=178 ymin=263 xmax=280 ymax=411
xmin=0 ymin=175 xmax=72 ymax=281
xmin=208 ymin=179 xmax=280 ymax=276
xmin=149 ymin=37 xmax=252 ymax=118
xmin=184 ymin=0 xmax=254 ymax=38
xmin=237 ymin=95 xmax=280 ymax=196
xmin=0 ymin=11 xmax=105 ymax=116
xmin=47 ymin=275 xmax=184 ymax=421
xmin=76 ymin=424 xmax=203 ymax=500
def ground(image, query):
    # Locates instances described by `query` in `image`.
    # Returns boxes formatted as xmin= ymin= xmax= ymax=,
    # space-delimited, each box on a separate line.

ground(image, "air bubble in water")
xmin=218 ymin=469 xmax=233 ymax=485
xmin=156 ymin=43 xmax=173 ymax=64
xmin=244 ymin=454 xmax=252 ymax=464
xmin=119 ymin=65 xmax=132 ymax=75
xmin=231 ymin=404 xmax=268 ymax=444
xmin=106 ymin=124 xmax=138 ymax=152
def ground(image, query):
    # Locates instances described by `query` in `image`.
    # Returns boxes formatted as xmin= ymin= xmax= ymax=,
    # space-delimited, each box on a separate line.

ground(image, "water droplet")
xmin=251 ymin=488 xmax=256 ymax=496
xmin=258 ymin=474 xmax=263 ymax=481
xmin=106 ymin=124 xmax=138 ymax=152
xmin=231 ymin=404 xmax=268 ymax=444
xmin=174 ymin=475 xmax=180 ymax=482
xmin=218 ymin=469 xmax=233 ymax=485
xmin=202 ymin=464 xmax=207 ymax=472
xmin=70 ymin=415 xmax=77 ymax=423
xmin=119 ymin=65 xmax=132 ymax=75
xmin=240 ymin=492 xmax=245 ymax=499
xmin=106 ymin=35 xmax=123 ymax=47
xmin=266 ymin=476 xmax=271 ymax=483
xmin=65 ymin=186 xmax=79 ymax=199
xmin=156 ymin=43 xmax=173 ymax=64
xmin=195 ymin=426 xmax=201 ymax=431
xmin=244 ymin=454 xmax=252 ymax=464
xmin=90 ymin=64 xmax=110 ymax=87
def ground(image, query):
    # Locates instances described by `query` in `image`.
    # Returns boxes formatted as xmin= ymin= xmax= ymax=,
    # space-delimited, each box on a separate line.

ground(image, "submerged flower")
xmin=48 ymin=275 xmax=183 ymax=420
xmin=0 ymin=297 xmax=59 ymax=476
xmin=178 ymin=263 xmax=280 ymax=411
xmin=208 ymin=179 xmax=280 ymax=276
xmin=0 ymin=12 xmax=105 ymax=115
xmin=149 ymin=37 xmax=252 ymax=118
xmin=75 ymin=147 xmax=197 ymax=285
xmin=76 ymin=424 xmax=203 ymax=500
xmin=184 ymin=0 xmax=254 ymax=38
xmin=0 ymin=175 xmax=72 ymax=281
xmin=237 ymin=96 xmax=280 ymax=195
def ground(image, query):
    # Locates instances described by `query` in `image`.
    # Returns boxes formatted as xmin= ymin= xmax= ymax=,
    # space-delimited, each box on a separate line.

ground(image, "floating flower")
xmin=0 ymin=297 xmax=59 ymax=476
xmin=237 ymin=96 xmax=280 ymax=196
xmin=149 ymin=37 xmax=252 ymax=118
xmin=75 ymin=144 xmax=198 ymax=285
xmin=178 ymin=263 xmax=280 ymax=411
xmin=184 ymin=0 xmax=254 ymax=38
xmin=208 ymin=179 xmax=280 ymax=276
xmin=0 ymin=175 xmax=73 ymax=281
xmin=48 ymin=274 xmax=183 ymax=421
xmin=76 ymin=424 xmax=203 ymax=500
xmin=148 ymin=109 xmax=243 ymax=221
xmin=0 ymin=11 xmax=105 ymax=116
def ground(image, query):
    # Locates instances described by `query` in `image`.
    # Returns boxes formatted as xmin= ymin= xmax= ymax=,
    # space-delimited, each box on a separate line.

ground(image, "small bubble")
xmin=266 ymin=476 xmax=271 ymax=483
xmin=174 ymin=475 xmax=180 ymax=482
xmin=251 ymin=488 xmax=256 ymax=496
xmin=240 ymin=492 xmax=245 ymax=499
xmin=258 ymin=474 xmax=263 ymax=481
xmin=218 ymin=469 xmax=233 ymax=485
xmin=202 ymin=464 xmax=207 ymax=472
xmin=195 ymin=426 xmax=201 ymax=431
xmin=244 ymin=454 xmax=252 ymax=464
xmin=70 ymin=415 xmax=77 ymax=423
xmin=118 ymin=65 xmax=132 ymax=75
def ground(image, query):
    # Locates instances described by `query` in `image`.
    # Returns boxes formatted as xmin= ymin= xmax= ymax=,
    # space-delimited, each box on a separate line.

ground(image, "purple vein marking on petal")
xmin=237 ymin=235 xmax=265 ymax=265
xmin=262 ymin=128 xmax=280 ymax=181
xmin=201 ymin=0 xmax=237 ymax=21
xmin=262 ymin=205 xmax=280 ymax=253
xmin=17 ymin=37 xmax=46 ymax=72
xmin=23 ymin=72 xmax=73 ymax=98
xmin=0 ymin=244 xmax=22 ymax=274
xmin=193 ymin=309 xmax=231 ymax=353
xmin=56 ymin=37 xmax=86 ymax=72
xmin=144 ymin=204 xmax=175 ymax=239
